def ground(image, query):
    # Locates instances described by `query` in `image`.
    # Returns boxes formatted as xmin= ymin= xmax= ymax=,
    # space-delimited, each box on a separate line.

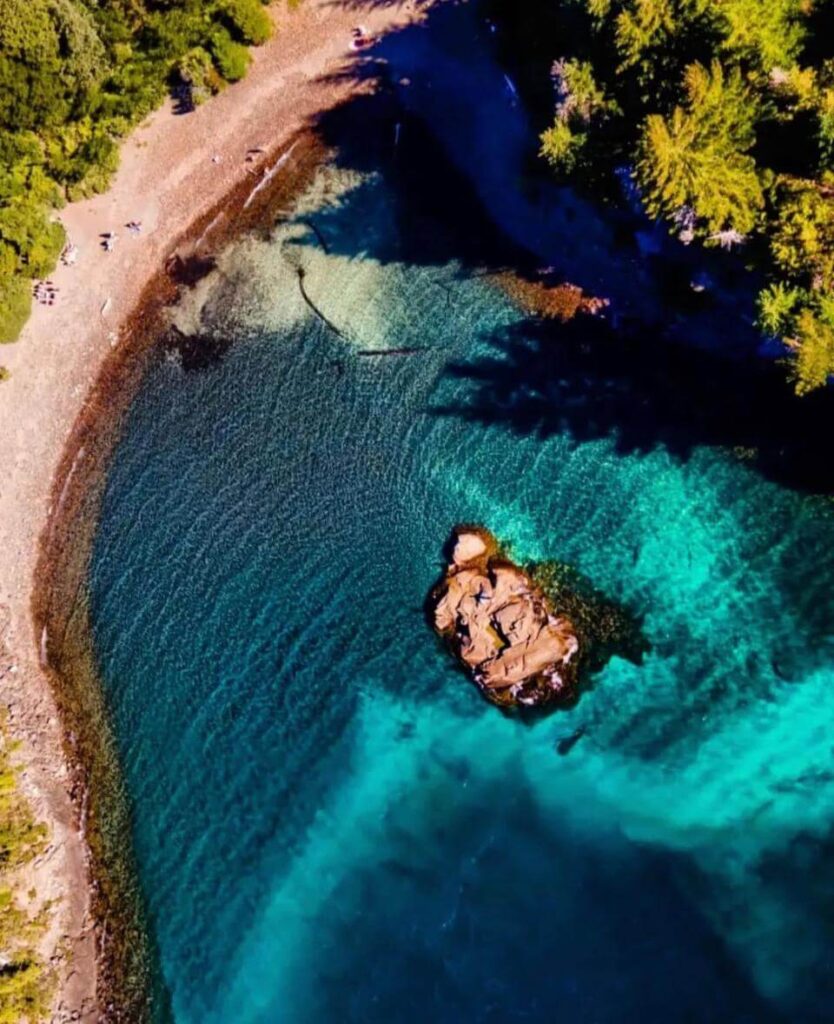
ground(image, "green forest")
xmin=4 ymin=0 xmax=834 ymax=394
xmin=516 ymin=0 xmax=834 ymax=394
xmin=0 ymin=0 xmax=274 ymax=345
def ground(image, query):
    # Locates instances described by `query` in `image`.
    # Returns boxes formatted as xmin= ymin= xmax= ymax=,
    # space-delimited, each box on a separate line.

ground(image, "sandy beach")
xmin=0 ymin=2 xmax=429 ymax=1018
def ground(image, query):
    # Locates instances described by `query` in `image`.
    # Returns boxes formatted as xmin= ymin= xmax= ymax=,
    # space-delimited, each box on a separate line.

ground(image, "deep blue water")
xmin=89 ymin=5 xmax=834 ymax=1022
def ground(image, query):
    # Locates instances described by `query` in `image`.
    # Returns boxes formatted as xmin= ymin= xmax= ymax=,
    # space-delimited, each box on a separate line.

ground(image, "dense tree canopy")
xmin=0 ymin=0 xmax=275 ymax=345
xmin=636 ymin=60 xmax=764 ymax=235
xmin=534 ymin=0 xmax=834 ymax=393
xmin=0 ymin=0 xmax=107 ymax=131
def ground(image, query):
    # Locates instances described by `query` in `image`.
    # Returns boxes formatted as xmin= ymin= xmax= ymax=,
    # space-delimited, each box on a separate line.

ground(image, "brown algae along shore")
xmin=0 ymin=2 xmax=434 ymax=1019
xmin=32 ymin=132 xmax=332 ymax=1020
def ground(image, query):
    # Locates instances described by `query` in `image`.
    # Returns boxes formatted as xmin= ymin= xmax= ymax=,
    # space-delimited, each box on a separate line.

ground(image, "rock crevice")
xmin=430 ymin=527 xmax=580 ymax=708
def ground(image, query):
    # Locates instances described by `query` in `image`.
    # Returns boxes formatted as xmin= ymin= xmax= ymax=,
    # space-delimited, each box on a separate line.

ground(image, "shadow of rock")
xmin=161 ymin=325 xmax=232 ymax=372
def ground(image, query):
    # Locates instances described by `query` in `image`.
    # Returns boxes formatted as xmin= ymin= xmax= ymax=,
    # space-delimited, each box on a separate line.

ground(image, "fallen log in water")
xmin=296 ymin=268 xmax=344 ymax=338
xmin=356 ymin=347 xmax=430 ymax=357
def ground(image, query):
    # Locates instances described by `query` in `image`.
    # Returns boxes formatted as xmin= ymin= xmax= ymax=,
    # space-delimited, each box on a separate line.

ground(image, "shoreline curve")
xmin=0 ymin=2 xmax=431 ymax=1019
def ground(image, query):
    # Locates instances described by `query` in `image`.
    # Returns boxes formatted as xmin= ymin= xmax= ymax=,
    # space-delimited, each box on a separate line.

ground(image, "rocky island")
xmin=430 ymin=527 xmax=581 ymax=708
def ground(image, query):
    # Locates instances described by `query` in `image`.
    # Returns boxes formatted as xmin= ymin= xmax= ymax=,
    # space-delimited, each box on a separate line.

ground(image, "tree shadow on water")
xmin=433 ymin=313 xmax=834 ymax=496
xmin=302 ymin=88 xmax=528 ymax=274
xmin=295 ymin=5 xmax=834 ymax=498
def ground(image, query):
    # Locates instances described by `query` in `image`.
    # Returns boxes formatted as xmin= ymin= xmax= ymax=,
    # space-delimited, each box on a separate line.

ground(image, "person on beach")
xmin=351 ymin=26 xmax=374 ymax=49
xmin=33 ymin=280 xmax=59 ymax=305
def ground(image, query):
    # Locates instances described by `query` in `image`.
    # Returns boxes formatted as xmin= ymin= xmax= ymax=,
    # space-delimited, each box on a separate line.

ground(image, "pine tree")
xmin=635 ymin=60 xmax=763 ymax=235
xmin=714 ymin=0 xmax=806 ymax=71
xmin=794 ymin=308 xmax=834 ymax=395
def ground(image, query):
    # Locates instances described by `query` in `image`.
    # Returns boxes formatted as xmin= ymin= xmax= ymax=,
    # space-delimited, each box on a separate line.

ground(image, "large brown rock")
xmin=429 ymin=527 xmax=580 ymax=708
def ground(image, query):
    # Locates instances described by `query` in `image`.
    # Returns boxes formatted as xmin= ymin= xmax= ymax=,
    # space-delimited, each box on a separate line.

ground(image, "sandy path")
xmin=0 ymin=2 xmax=428 ymax=1018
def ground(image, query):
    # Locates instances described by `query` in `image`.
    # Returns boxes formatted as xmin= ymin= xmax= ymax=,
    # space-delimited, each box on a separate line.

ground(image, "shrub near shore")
xmin=495 ymin=0 xmax=834 ymax=394
xmin=0 ymin=0 xmax=276 ymax=344
xmin=0 ymin=716 xmax=52 ymax=1024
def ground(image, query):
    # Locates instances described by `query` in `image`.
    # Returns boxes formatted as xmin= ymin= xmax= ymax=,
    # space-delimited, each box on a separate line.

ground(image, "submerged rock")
xmin=430 ymin=527 xmax=581 ymax=708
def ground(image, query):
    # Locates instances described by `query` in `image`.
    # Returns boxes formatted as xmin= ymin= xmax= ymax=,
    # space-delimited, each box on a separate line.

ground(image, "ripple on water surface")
xmin=90 ymin=165 xmax=834 ymax=1023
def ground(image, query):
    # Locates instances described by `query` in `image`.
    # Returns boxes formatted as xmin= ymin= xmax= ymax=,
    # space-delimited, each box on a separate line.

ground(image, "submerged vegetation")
xmin=0 ymin=718 xmax=53 ymax=1024
xmin=530 ymin=0 xmax=834 ymax=393
xmin=527 ymin=560 xmax=648 ymax=679
xmin=0 ymin=0 xmax=275 ymax=343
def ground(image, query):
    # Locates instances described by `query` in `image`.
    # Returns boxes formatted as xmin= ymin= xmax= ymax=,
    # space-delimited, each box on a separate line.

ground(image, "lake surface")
xmin=89 ymin=6 xmax=834 ymax=1022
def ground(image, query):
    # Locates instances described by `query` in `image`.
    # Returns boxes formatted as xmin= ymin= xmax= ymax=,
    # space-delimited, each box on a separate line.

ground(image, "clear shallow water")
xmin=88 ymin=11 xmax=834 ymax=1020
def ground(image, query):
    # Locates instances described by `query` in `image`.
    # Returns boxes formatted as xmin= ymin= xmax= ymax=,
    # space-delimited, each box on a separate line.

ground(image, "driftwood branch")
xmin=356 ymin=347 xmax=431 ymax=357
xmin=296 ymin=268 xmax=344 ymax=338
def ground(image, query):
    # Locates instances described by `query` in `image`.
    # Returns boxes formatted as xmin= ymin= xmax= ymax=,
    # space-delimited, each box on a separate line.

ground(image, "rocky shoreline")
xmin=430 ymin=527 xmax=581 ymax=708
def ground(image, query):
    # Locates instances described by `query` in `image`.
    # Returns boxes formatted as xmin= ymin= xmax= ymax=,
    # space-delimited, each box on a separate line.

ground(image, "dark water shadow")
xmin=285 ymin=3 xmax=834 ymax=496
xmin=315 ymin=0 xmax=762 ymax=349
xmin=165 ymin=252 xmax=217 ymax=288
xmin=292 ymin=769 xmax=787 ymax=1024
xmin=161 ymin=325 xmax=232 ymax=371
xmin=302 ymin=91 xmax=528 ymax=274
xmin=433 ymin=313 xmax=834 ymax=495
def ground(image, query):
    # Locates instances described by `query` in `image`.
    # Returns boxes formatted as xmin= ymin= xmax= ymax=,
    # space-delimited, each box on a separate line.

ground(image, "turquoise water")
xmin=90 ymin=163 xmax=834 ymax=1021
xmin=88 ymin=12 xmax=834 ymax=1022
